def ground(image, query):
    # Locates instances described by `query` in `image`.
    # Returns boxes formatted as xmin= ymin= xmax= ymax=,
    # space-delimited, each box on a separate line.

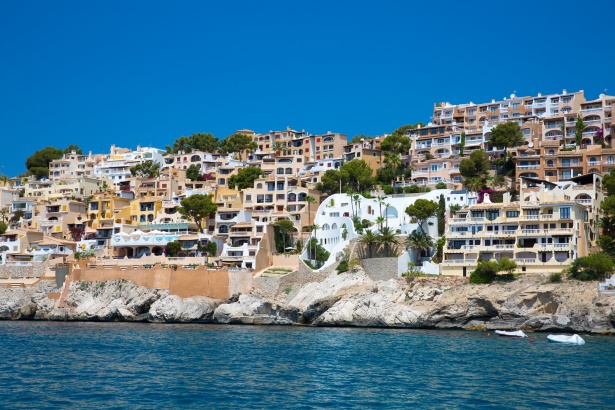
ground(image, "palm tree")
xmin=384 ymin=153 xmax=402 ymax=188
xmin=274 ymin=219 xmax=295 ymax=253
xmin=375 ymin=216 xmax=386 ymax=232
xmin=377 ymin=226 xmax=399 ymax=257
xmin=305 ymin=196 xmax=317 ymax=226
xmin=308 ymin=223 xmax=321 ymax=262
xmin=0 ymin=207 xmax=8 ymax=223
xmin=492 ymin=175 xmax=506 ymax=189
xmin=405 ymin=230 xmax=434 ymax=264
xmin=272 ymin=141 xmax=285 ymax=157
xmin=358 ymin=230 xmax=378 ymax=259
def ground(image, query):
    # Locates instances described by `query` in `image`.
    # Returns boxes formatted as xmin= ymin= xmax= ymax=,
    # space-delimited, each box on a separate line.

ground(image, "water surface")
xmin=0 ymin=322 xmax=612 ymax=409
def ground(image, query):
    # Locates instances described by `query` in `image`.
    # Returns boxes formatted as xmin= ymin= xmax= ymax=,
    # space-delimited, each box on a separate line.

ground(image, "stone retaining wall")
xmin=0 ymin=264 xmax=47 ymax=279
xmin=361 ymin=258 xmax=398 ymax=281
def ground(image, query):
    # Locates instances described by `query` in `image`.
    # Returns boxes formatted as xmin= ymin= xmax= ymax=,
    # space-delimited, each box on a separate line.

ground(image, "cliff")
xmin=1 ymin=269 xmax=614 ymax=334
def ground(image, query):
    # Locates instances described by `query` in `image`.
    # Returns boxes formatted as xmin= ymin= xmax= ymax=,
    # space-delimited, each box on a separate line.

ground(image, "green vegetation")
xmin=567 ymin=253 xmax=614 ymax=281
xmin=165 ymin=241 xmax=181 ymax=257
xmin=575 ymin=114 xmax=585 ymax=146
xmin=273 ymin=219 xmax=295 ymax=253
xmin=405 ymin=199 xmax=438 ymax=234
xmin=489 ymin=122 xmax=525 ymax=160
xmin=549 ymin=272 xmax=563 ymax=283
xmin=165 ymin=132 xmax=219 ymax=154
xmin=469 ymin=258 xmax=518 ymax=284
xmin=0 ymin=221 xmax=6 ymax=235
xmin=315 ymin=159 xmax=374 ymax=195
xmin=435 ymin=182 xmax=447 ymax=190
xmin=437 ymin=194 xmax=445 ymax=236
xmin=459 ymin=149 xmax=490 ymax=192
xmin=186 ymin=164 xmax=201 ymax=181
xmin=405 ymin=230 xmax=433 ymax=262
xmin=218 ymin=133 xmax=258 ymax=161
xmin=228 ymin=166 xmax=264 ymax=190
xmin=130 ymin=160 xmax=160 ymax=179
xmin=25 ymin=145 xmax=82 ymax=179
xmin=178 ymin=194 xmax=218 ymax=233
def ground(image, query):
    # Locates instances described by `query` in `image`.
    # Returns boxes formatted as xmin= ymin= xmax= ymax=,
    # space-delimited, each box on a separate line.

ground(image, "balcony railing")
xmin=575 ymin=199 xmax=592 ymax=204
xmin=494 ymin=244 xmax=515 ymax=249
xmin=581 ymin=108 xmax=603 ymax=114
xmin=587 ymin=161 xmax=601 ymax=166
xmin=517 ymin=165 xmax=540 ymax=170
xmin=515 ymin=258 xmax=537 ymax=264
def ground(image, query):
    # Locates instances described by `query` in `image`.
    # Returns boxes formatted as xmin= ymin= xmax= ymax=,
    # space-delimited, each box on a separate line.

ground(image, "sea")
xmin=0 ymin=322 xmax=613 ymax=409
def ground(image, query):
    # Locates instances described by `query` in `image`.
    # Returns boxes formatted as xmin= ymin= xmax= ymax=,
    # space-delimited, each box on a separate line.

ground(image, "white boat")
xmin=547 ymin=334 xmax=585 ymax=345
xmin=494 ymin=330 xmax=527 ymax=338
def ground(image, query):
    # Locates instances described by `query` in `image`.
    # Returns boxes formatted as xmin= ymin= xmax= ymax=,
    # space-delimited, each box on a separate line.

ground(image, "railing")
xmin=582 ymin=131 xmax=596 ymax=136
xmin=443 ymin=260 xmax=465 ymax=264
xmin=541 ymin=214 xmax=554 ymax=220
xmin=587 ymin=161 xmax=601 ymax=166
xmin=494 ymin=244 xmax=515 ymax=249
xmin=581 ymin=108 xmax=603 ymax=114
xmin=517 ymin=165 xmax=540 ymax=170
xmin=220 ymin=255 xmax=245 ymax=261
xmin=533 ymin=102 xmax=547 ymax=108
xmin=522 ymin=215 xmax=540 ymax=220
xmin=575 ymin=199 xmax=592 ymax=204
xmin=470 ymin=217 xmax=485 ymax=222
xmin=520 ymin=228 xmax=573 ymax=235
xmin=515 ymin=258 xmax=537 ymax=264
xmin=450 ymin=218 xmax=468 ymax=223
xmin=463 ymin=245 xmax=478 ymax=250
xmin=449 ymin=231 xmax=469 ymax=236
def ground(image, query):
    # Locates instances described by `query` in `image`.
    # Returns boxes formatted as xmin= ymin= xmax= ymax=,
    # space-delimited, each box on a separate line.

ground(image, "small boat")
xmin=495 ymin=330 xmax=527 ymax=338
xmin=547 ymin=334 xmax=585 ymax=345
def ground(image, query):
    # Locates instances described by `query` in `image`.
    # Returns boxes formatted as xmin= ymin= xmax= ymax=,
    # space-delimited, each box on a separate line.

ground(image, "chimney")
xmin=562 ymin=89 xmax=567 ymax=94
xmin=538 ymin=92 xmax=542 ymax=97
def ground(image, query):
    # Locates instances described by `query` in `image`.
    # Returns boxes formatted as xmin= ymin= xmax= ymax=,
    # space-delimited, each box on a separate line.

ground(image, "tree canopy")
xmin=130 ymin=160 xmax=161 ymax=179
xmin=567 ymin=253 xmax=614 ymax=281
xmin=228 ymin=166 xmax=264 ymax=190
xmin=339 ymin=159 xmax=373 ymax=193
xmin=219 ymin=133 xmax=257 ymax=161
xmin=459 ymin=149 xmax=490 ymax=191
xmin=405 ymin=199 xmax=438 ymax=233
xmin=25 ymin=146 xmax=64 ymax=179
xmin=186 ymin=164 xmax=201 ymax=181
xmin=165 ymin=132 xmax=219 ymax=154
xmin=178 ymin=194 xmax=218 ymax=233
xmin=63 ymin=144 xmax=83 ymax=155
xmin=489 ymin=122 xmax=525 ymax=157
xmin=380 ymin=133 xmax=411 ymax=155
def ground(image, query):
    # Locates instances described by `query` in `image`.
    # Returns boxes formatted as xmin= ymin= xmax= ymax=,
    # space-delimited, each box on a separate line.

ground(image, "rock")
xmin=213 ymin=294 xmax=297 ymax=325
xmin=288 ymin=271 xmax=371 ymax=311
xmin=148 ymin=295 xmax=219 ymax=323
xmin=19 ymin=302 xmax=37 ymax=319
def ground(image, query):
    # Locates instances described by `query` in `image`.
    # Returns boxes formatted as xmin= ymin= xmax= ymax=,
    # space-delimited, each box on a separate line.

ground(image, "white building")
xmin=93 ymin=145 xmax=165 ymax=186
xmin=305 ymin=190 xmax=453 ymax=271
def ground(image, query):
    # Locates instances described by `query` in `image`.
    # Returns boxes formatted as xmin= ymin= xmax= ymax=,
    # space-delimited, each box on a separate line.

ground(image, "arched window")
xmin=285 ymin=168 xmax=292 ymax=174
xmin=332 ymin=223 xmax=338 ymax=230
xmin=257 ymin=183 xmax=263 ymax=189
xmin=548 ymin=149 xmax=555 ymax=155
xmin=546 ymin=160 xmax=554 ymax=167
xmin=590 ymin=157 xmax=597 ymax=163
xmin=608 ymin=156 xmax=615 ymax=164
xmin=322 ymin=223 xmax=330 ymax=231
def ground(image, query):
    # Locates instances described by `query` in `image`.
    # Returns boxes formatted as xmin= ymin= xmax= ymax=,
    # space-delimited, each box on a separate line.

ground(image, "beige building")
xmin=23 ymin=177 xmax=111 ymax=201
xmin=441 ymin=174 xmax=602 ymax=277
xmin=49 ymin=151 xmax=105 ymax=180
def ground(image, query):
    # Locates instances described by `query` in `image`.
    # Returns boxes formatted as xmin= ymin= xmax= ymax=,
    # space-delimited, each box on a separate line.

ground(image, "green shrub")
xmin=383 ymin=185 xmax=394 ymax=195
xmin=549 ymin=272 xmax=563 ymax=283
xmin=404 ymin=187 xmax=412 ymax=194
xmin=396 ymin=187 xmax=403 ymax=194
xmin=567 ymin=253 xmax=614 ymax=281
xmin=435 ymin=182 xmax=447 ymax=189
xmin=284 ymin=287 xmax=292 ymax=295
xmin=336 ymin=260 xmax=349 ymax=274
xmin=469 ymin=260 xmax=498 ymax=284
xmin=303 ymin=259 xmax=318 ymax=270
xmin=408 ymin=185 xmax=420 ymax=193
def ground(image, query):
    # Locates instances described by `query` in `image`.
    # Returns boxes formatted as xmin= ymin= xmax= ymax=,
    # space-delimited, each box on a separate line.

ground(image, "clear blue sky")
xmin=1 ymin=0 xmax=614 ymax=177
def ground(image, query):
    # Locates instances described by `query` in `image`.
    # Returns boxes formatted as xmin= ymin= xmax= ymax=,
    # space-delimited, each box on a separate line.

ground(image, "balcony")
xmin=517 ymin=165 xmax=540 ymax=170
xmin=521 ymin=215 xmax=540 ymax=221
xmin=519 ymin=228 xmax=573 ymax=236
xmin=575 ymin=199 xmax=592 ymax=204
xmin=587 ymin=161 xmax=601 ymax=166
xmin=533 ymin=102 xmax=547 ymax=108
xmin=582 ymin=131 xmax=597 ymax=136
xmin=581 ymin=108 xmax=603 ymax=114
xmin=494 ymin=244 xmax=515 ymax=250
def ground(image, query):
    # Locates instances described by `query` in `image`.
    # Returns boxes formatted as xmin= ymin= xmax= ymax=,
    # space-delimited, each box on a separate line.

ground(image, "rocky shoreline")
xmin=1 ymin=269 xmax=614 ymax=334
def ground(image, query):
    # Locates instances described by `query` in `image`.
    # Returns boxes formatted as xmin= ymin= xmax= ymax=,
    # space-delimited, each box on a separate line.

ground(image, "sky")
xmin=1 ymin=0 xmax=614 ymax=177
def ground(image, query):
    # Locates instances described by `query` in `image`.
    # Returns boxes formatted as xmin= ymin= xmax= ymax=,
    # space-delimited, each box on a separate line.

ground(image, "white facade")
xmin=93 ymin=145 xmax=165 ymax=186
xmin=305 ymin=190 xmax=451 ymax=269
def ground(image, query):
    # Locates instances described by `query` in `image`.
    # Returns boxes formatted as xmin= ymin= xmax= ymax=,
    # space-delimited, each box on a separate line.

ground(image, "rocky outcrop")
xmin=64 ymin=280 xmax=163 ymax=321
xmin=2 ymin=270 xmax=614 ymax=333
xmin=148 ymin=294 xmax=221 ymax=323
xmin=0 ymin=281 xmax=56 ymax=320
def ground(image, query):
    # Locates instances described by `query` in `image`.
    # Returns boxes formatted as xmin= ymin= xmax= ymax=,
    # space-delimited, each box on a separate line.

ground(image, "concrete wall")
xmin=74 ymin=264 xmax=245 ymax=299
xmin=271 ymin=254 xmax=299 ymax=269
xmin=361 ymin=257 xmax=398 ymax=281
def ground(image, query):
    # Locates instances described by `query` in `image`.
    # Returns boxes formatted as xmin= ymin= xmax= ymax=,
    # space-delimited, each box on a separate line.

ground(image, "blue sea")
xmin=0 ymin=322 xmax=613 ymax=409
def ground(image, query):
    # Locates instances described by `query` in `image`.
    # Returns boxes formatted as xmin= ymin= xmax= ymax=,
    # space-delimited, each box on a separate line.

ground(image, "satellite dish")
xmin=528 ymin=142 xmax=534 ymax=148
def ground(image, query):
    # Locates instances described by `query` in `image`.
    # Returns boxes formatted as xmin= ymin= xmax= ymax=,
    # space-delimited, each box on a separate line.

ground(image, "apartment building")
xmin=298 ymin=157 xmax=344 ymax=185
xmin=246 ymin=126 xmax=348 ymax=164
xmin=86 ymin=192 xmax=132 ymax=229
xmin=343 ymin=138 xmax=382 ymax=173
xmin=241 ymin=175 xmax=321 ymax=231
xmin=31 ymin=199 xmax=87 ymax=240
xmin=49 ymin=151 xmax=105 ymax=180
xmin=23 ymin=177 xmax=110 ymax=201
xmin=441 ymin=174 xmax=602 ymax=277
xmin=92 ymin=145 xmax=165 ymax=186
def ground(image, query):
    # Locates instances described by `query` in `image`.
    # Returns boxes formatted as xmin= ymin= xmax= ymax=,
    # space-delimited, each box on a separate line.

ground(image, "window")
xmin=609 ymin=156 xmax=615 ymax=164
xmin=562 ymin=159 xmax=570 ymax=167
xmin=506 ymin=211 xmax=519 ymax=217
xmin=560 ymin=207 xmax=571 ymax=219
